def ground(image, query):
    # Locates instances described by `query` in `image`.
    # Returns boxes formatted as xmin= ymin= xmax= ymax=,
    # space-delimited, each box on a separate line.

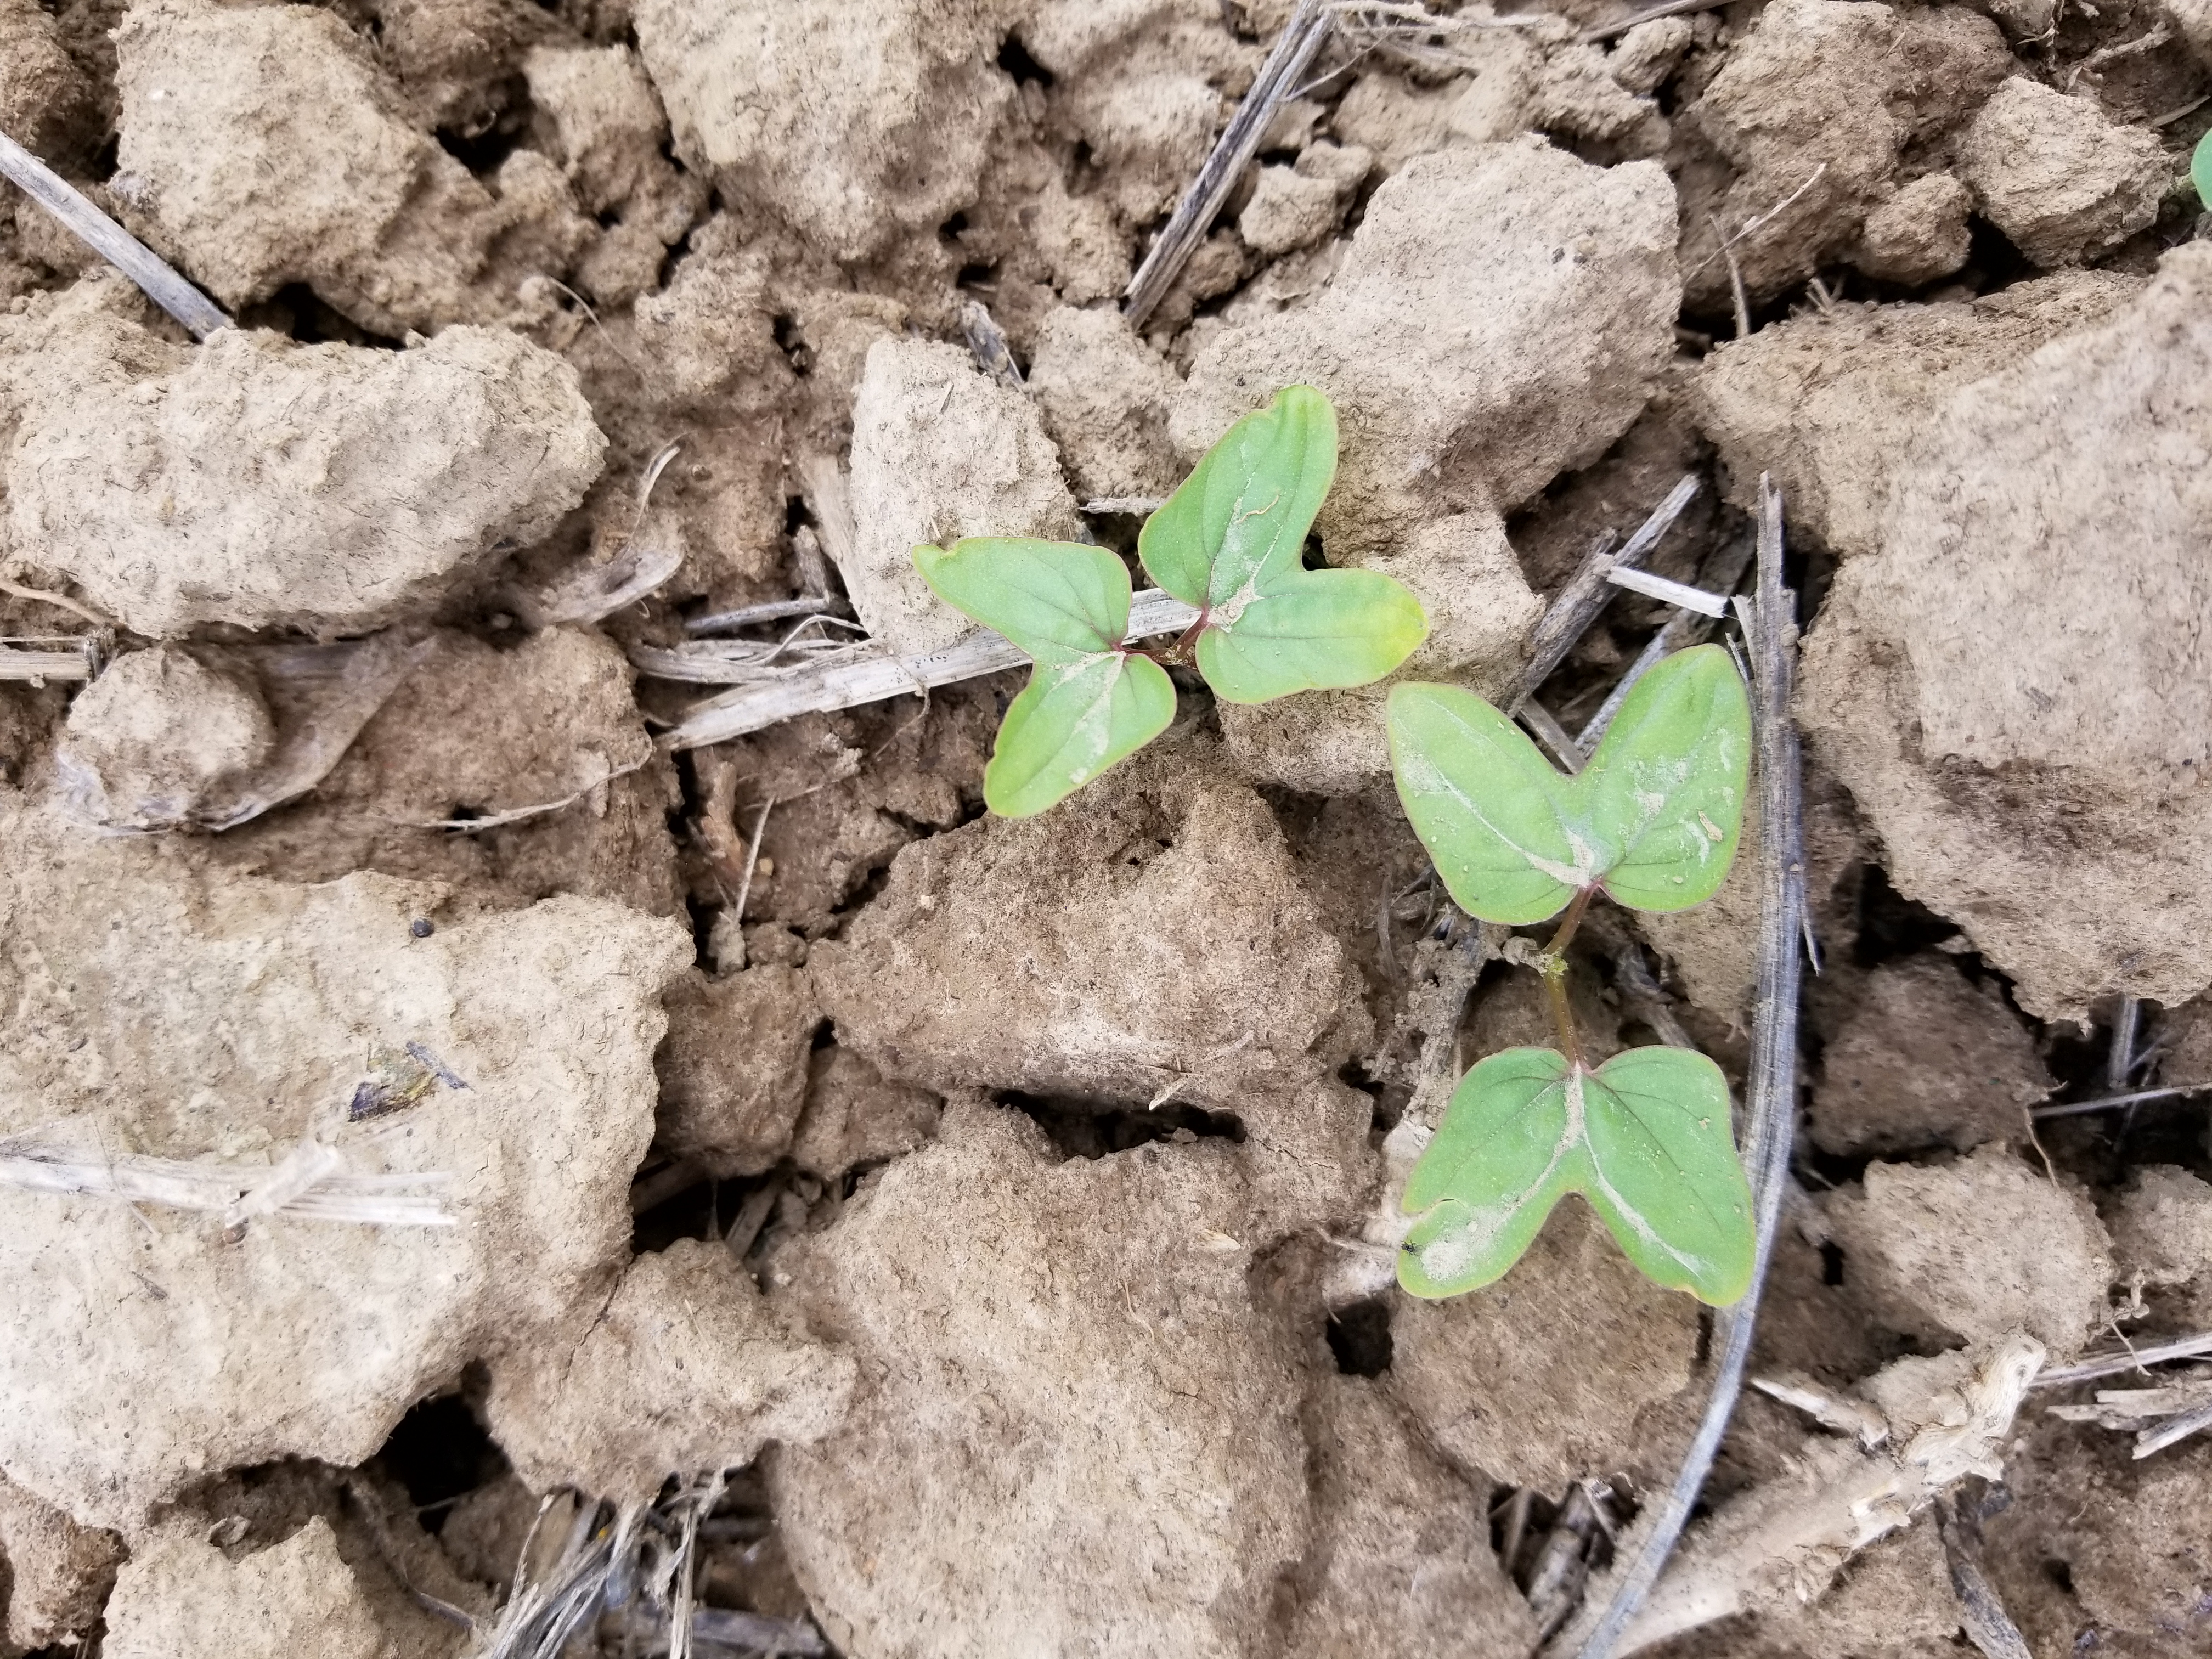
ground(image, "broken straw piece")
xmin=664 ymin=588 xmax=1199 ymax=751
xmin=1606 ymin=565 xmax=1731 ymax=617
xmin=0 ymin=127 xmax=229 ymax=338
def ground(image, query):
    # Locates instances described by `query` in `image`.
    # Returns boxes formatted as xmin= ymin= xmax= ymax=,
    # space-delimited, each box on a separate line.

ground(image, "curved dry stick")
xmin=0 ymin=128 xmax=230 ymax=338
xmin=1571 ymin=475 xmax=1805 ymax=1659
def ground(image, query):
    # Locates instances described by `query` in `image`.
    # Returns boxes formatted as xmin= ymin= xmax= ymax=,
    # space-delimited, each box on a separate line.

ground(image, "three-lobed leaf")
xmin=1398 ymin=1045 xmax=1755 ymax=1306
xmin=915 ymin=538 xmax=1174 ymax=817
xmin=1387 ymin=644 xmax=1750 ymax=923
xmin=1139 ymin=386 xmax=1429 ymax=704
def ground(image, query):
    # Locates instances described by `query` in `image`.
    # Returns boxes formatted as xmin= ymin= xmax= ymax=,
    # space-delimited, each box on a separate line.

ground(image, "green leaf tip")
xmin=913 ymin=537 xmax=1175 ymax=817
xmin=1387 ymin=643 xmax=1750 ymax=924
xmin=2195 ymin=128 xmax=2212 ymax=214
xmin=1398 ymin=1045 xmax=1755 ymax=1306
xmin=1139 ymin=385 xmax=1429 ymax=704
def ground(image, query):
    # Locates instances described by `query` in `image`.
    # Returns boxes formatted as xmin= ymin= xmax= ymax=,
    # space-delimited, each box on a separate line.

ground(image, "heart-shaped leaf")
xmin=1387 ymin=644 xmax=1750 ymax=923
xmin=1139 ymin=385 xmax=1429 ymax=704
xmin=1398 ymin=1044 xmax=1754 ymax=1306
xmin=915 ymin=538 xmax=1176 ymax=817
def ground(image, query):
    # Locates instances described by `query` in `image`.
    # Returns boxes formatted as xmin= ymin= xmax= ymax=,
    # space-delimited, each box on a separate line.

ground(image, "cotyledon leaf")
xmin=914 ymin=537 xmax=1134 ymax=665
xmin=984 ymin=649 xmax=1176 ymax=818
xmin=1139 ymin=385 xmax=1427 ymax=704
xmin=1387 ymin=644 xmax=1750 ymax=923
xmin=1398 ymin=1044 xmax=1754 ymax=1306
xmin=913 ymin=537 xmax=1175 ymax=817
xmin=1195 ymin=568 xmax=1432 ymax=706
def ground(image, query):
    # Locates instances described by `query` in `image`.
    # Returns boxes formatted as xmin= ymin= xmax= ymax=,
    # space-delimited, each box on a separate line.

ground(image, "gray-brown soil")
xmin=1 ymin=0 xmax=2209 ymax=1655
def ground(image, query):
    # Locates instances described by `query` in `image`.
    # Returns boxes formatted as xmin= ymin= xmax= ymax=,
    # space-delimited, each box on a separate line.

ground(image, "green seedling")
xmin=1387 ymin=645 xmax=1757 ymax=1306
xmin=2195 ymin=127 xmax=2212 ymax=213
xmin=916 ymin=386 xmax=1427 ymax=816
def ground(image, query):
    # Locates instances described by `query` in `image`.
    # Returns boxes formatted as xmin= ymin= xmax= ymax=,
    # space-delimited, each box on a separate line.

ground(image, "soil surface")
xmin=0 ymin=0 xmax=2209 ymax=1655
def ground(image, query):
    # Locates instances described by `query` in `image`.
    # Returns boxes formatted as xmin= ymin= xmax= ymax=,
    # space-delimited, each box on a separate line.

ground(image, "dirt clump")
xmin=765 ymin=1098 xmax=1310 ymax=1659
xmin=633 ymin=0 xmax=1014 ymax=266
xmin=1810 ymin=956 xmax=2050 ymax=1155
xmin=522 ymin=43 xmax=708 ymax=308
xmin=1853 ymin=170 xmax=1974 ymax=286
xmin=111 ymin=0 xmax=556 ymax=335
xmin=0 ymin=276 xmax=603 ymax=639
xmin=1389 ymin=1201 xmax=1700 ymax=1491
xmin=1980 ymin=1417 xmax=2212 ymax=1656
xmin=215 ymin=625 xmax=677 ymax=918
xmin=485 ymin=1239 xmax=854 ymax=1507
xmin=1955 ymin=77 xmax=2170 ymax=268
xmin=1026 ymin=303 xmax=1184 ymax=504
xmin=1695 ymin=273 xmax=2138 ymax=562
xmin=0 ymin=1470 xmax=123 ymax=1651
xmin=1283 ymin=1374 xmax=1541 ymax=1659
xmin=101 ymin=1517 xmax=436 ymax=1659
xmin=653 ymin=966 xmax=820 ymax=1176
xmin=56 ymin=645 xmax=276 ymax=830
xmin=1675 ymin=0 xmax=2010 ymax=308
xmin=789 ymin=1047 xmax=943 ymax=1180
xmin=2109 ymin=1165 xmax=2212 ymax=1322
xmin=1238 ymin=142 xmax=1372 ymax=257
xmin=0 ymin=797 xmax=689 ymax=1529
xmin=1801 ymin=242 xmax=2212 ymax=1019
xmin=1015 ymin=1 xmax=1257 ymax=229
xmin=0 ymin=0 xmax=96 ymax=163
xmin=1177 ymin=138 xmax=1679 ymax=546
xmin=1825 ymin=1145 xmax=2113 ymax=1356
xmin=810 ymin=751 xmax=1374 ymax=1235
xmin=843 ymin=336 xmax=1081 ymax=656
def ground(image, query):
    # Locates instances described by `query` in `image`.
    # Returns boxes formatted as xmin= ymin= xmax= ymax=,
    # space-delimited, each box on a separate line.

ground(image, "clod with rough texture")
xmin=0 ymin=799 xmax=689 ymax=1530
xmin=1826 ymin=1147 xmax=2113 ymax=1355
xmin=766 ymin=1101 xmax=1310 ymax=1659
xmin=1799 ymin=244 xmax=2212 ymax=1018
xmin=1391 ymin=1203 xmax=1700 ymax=1491
xmin=112 ymin=0 xmax=528 ymax=335
xmin=486 ymin=1241 xmax=855 ymax=1507
xmin=1955 ymin=78 xmax=2170 ymax=268
xmin=633 ymin=0 xmax=1015 ymax=263
xmin=844 ymin=338 xmax=1081 ymax=657
xmin=101 ymin=1520 xmax=404 ymax=1659
xmin=0 ymin=279 xmax=603 ymax=639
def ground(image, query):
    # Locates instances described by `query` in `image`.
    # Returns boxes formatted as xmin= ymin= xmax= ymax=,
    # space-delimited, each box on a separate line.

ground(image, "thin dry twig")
xmin=2035 ymin=1331 xmax=2212 ymax=1389
xmin=1581 ymin=0 xmax=1736 ymax=44
xmin=685 ymin=596 xmax=851 ymax=637
xmin=1513 ymin=475 xmax=1701 ymax=711
xmin=1123 ymin=0 xmax=1334 ymax=328
xmin=1572 ymin=476 xmax=1804 ymax=1659
xmin=0 ymin=127 xmax=230 ymax=337
xmin=0 ymin=577 xmax=112 ymax=629
xmin=2031 ymin=1081 xmax=2209 ymax=1120
xmin=0 ymin=1109 xmax=453 ymax=1230
xmin=1330 ymin=1 xmax=1550 ymax=70
xmin=1577 ymin=531 xmax=1755 ymax=752
xmin=1518 ymin=697 xmax=1587 ymax=775
xmin=412 ymin=755 xmax=649 ymax=832
xmin=728 ymin=797 xmax=775 ymax=933
xmin=663 ymin=589 xmax=1200 ymax=752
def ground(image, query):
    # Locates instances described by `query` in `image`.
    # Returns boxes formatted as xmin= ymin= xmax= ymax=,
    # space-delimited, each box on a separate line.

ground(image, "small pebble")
xmin=410 ymin=918 xmax=435 ymax=938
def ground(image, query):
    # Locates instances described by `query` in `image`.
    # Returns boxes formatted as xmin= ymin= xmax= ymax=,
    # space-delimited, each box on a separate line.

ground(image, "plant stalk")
xmin=1568 ymin=475 xmax=1804 ymax=1659
xmin=1539 ymin=886 xmax=1598 ymax=1073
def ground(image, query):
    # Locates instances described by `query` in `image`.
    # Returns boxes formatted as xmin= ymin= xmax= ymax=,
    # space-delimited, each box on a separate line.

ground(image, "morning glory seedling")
xmin=916 ymin=385 xmax=1427 ymax=816
xmin=1136 ymin=385 xmax=1429 ymax=703
xmin=1387 ymin=645 xmax=1757 ymax=1306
